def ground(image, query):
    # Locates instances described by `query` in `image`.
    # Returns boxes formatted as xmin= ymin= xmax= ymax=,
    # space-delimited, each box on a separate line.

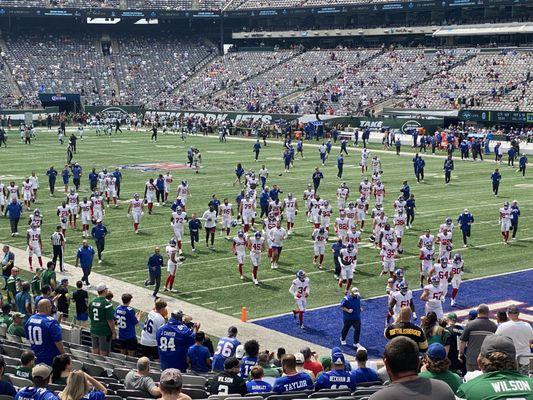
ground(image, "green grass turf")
xmin=1 ymin=128 xmax=532 ymax=320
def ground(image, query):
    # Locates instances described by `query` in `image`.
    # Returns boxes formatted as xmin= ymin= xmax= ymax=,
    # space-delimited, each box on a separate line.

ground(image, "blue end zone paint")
xmin=254 ymin=270 xmax=533 ymax=358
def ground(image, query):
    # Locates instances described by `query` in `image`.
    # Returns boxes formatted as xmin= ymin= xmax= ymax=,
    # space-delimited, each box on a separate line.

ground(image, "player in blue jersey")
xmin=115 ymin=293 xmax=143 ymax=356
xmin=240 ymin=340 xmax=259 ymax=378
xmin=314 ymin=353 xmax=357 ymax=391
xmin=272 ymin=354 xmax=313 ymax=393
xmin=212 ymin=326 xmax=241 ymax=372
xmin=25 ymin=299 xmax=64 ymax=366
xmin=156 ymin=311 xmax=197 ymax=372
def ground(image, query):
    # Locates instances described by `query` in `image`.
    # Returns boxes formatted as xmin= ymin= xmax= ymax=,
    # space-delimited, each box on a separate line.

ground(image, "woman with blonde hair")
xmin=59 ymin=370 xmax=107 ymax=400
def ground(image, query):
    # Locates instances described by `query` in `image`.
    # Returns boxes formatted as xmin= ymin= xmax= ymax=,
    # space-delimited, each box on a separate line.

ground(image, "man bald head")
xmin=399 ymin=307 xmax=412 ymax=322
xmin=37 ymin=299 xmax=52 ymax=315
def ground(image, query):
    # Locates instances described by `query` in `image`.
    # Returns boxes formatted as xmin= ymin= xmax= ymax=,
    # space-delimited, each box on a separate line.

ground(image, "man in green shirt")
xmin=89 ymin=283 xmax=116 ymax=357
xmin=15 ymin=282 xmax=32 ymax=323
xmin=31 ymin=268 xmax=43 ymax=296
xmin=456 ymin=334 xmax=533 ymax=400
xmin=41 ymin=262 xmax=56 ymax=290
xmin=255 ymin=352 xmax=281 ymax=379
xmin=0 ymin=304 xmax=13 ymax=328
xmin=15 ymin=350 xmax=35 ymax=380
xmin=6 ymin=267 xmax=21 ymax=306
xmin=7 ymin=312 xmax=26 ymax=338
xmin=419 ymin=343 xmax=463 ymax=393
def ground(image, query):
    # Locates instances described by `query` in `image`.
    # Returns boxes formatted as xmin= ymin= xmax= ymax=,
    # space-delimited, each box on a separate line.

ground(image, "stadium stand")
xmin=0 ymin=0 xmax=120 ymax=8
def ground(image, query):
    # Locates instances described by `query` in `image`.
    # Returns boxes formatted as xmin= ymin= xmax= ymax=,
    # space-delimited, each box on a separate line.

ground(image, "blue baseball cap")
xmin=427 ymin=343 xmax=447 ymax=361
xmin=468 ymin=310 xmax=478 ymax=320
xmin=332 ymin=352 xmax=345 ymax=365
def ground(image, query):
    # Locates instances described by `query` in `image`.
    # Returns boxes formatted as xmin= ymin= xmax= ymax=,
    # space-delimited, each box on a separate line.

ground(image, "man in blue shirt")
xmin=145 ymin=247 xmax=163 ymax=298
xmin=272 ymin=354 xmax=313 ymax=393
xmin=212 ymin=326 xmax=241 ymax=372
xmin=61 ymin=166 xmax=70 ymax=193
xmin=443 ymin=156 xmax=454 ymax=185
xmin=113 ymin=168 xmax=122 ymax=198
xmin=259 ymin=188 xmax=270 ymax=218
xmin=156 ymin=175 xmax=165 ymax=205
xmin=337 ymin=154 xmax=344 ymax=179
xmin=269 ymin=185 xmax=282 ymax=202
xmin=312 ymin=168 xmax=323 ymax=192
xmin=6 ymin=198 xmax=23 ymax=236
xmin=405 ymin=194 xmax=416 ymax=228
xmin=416 ymin=156 xmax=425 ymax=183
xmin=187 ymin=332 xmax=212 ymax=373
xmin=88 ymin=168 xmax=98 ymax=192
xmin=75 ymin=240 xmax=95 ymax=287
xmin=115 ymin=293 xmax=141 ymax=356
xmin=412 ymin=154 xmax=420 ymax=177
xmin=457 ymin=209 xmax=474 ymax=247
xmin=395 ymin=138 xmax=401 ymax=155
xmin=71 ymin=162 xmax=82 ymax=191
xmin=460 ymin=140 xmax=469 ymax=160
xmin=240 ymin=340 xmax=259 ymax=378
xmin=340 ymin=287 xmax=363 ymax=349
xmin=157 ymin=310 xmax=196 ymax=372
xmin=25 ymin=299 xmax=64 ymax=366
xmin=352 ymin=348 xmax=380 ymax=385
xmin=14 ymin=364 xmax=58 ymax=400
xmin=490 ymin=168 xmax=501 ymax=196
xmin=253 ymin=140 xmax=261 ymax=161
xmin=246 ymin=366 xmax=272 ymax=394
xmin=0 ymin=355 xmax=16 ymax=396
xmin=314 ymin=353 xmax=357 ymax=391
xmin=518 ymin=153 xmax=527 ymax=176
xmin=91 ymin=220 xmax=108 ymax=264
xmin=510 ymin=200 xmax=520 ymax=240
xmin=400 ymin=181 xmax=410 ymax=201
xmin=507 ymin=146 xmax=516 ymax=167
xmin=283 ymin=150 xmax=292 ymax=172
xmin=188 ymin=214 xmax=202 ymax=252
xmin=331 ymin=239 xmax=344 ymax=280
xmin=46 ymin=166 xmax=57 ymax=196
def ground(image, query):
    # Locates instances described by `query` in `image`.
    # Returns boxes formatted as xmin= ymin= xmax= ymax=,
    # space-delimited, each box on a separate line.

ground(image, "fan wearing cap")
xmin=88 ymin=283 xmax=116 ymax=357
xmin=315 ymin=352 xmax=357 ymax=391
xmin=159 ymin=368 xmax=191 ymax=400
xmin=272 ymin=354 xmax=314 ymax=394
xmin=456 ymin=334 xmax=533 ymax=400
xmin=7 ymin=312 xmax=25 ymax=338
xmin=210 ymin=357 xmax=247 ymax=396
xmin=340 ymin=287 xmax=363 ymax=349
xmin=14 ymin=364 xmax=58 ymax=400
xmin=419 ymin=343 xmax=462 ymax=394
xmin=156 ymin=310 xmax=197 ymax=372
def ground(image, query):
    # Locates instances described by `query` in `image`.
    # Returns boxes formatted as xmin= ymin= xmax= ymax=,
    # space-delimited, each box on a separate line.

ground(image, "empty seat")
xmin=83 ymin=363 xmax=106 ymax=377
xmin=116 ymin=390 xmax=152 ymax=399
xmin=113 ymin=367 xmax=131 ymax=381
xmin=310 ymin=390 xmax=351 ymax=398
xmin=356 ymin=381 xmax=382 ymax=388
xmin=2 ymin=345 xmax=22 ymax=358
xmin=182 ymin=388 xmax=209 ymax=399
xmin=182 ymin=375 xmax=207 ymax=387
xmin=7 ymin=374 xmax=32 ymax=387
xmin=265 ymin=393 xmax=310 ymax=400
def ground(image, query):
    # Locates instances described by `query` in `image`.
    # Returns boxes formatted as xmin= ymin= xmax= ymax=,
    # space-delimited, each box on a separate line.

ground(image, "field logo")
xmin=120 ymin=162 xmax=189 ymax=172
xmin=100 ymin=106 xmax=131 ymax=119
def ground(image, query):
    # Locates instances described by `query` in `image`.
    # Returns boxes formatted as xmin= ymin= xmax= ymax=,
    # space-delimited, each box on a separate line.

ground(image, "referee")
xmin=51 ymin=225 xmax=65 ymax=272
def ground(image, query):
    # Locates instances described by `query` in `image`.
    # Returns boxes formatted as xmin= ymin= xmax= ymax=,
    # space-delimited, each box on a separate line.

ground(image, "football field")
xmin=1 ymin=128 xmax=532 ymax=321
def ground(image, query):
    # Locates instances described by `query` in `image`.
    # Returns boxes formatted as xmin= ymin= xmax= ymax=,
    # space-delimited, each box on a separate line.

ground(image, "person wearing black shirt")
xmin=445 ymin=313 xmax=465 ymax=376
xmin=188 ymin=213 xmax=202 ymax=252
xmin=312 ymin=167 xmax=324 ymax=192
xmin=384 ymin=308 xmax=427 ymax=353
xmin=55 ymin=278 xmax=70 ymax=323
xmin=72 ymin=280 xmax=89 ymax=327
xmin=210 ymin=357 xmax=247 ymax=396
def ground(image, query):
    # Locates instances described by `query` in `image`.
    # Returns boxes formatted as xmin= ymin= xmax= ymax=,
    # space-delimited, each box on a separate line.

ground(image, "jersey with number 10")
xmin=25 ymin=314 xmax=62 ymax=366
xmin=212 ymin=336 xmax=241 ymax=371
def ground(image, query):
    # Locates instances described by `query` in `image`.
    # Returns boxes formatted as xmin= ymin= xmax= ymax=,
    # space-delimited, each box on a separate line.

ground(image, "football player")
xmin=91 ymin=190 xmax=104 ymax=223
xmin=219 ymin=198 xmax=234 ymax=237
xmin=163 ymin=171 xmax=173 ymax=203
xmin=336 ymin=182 xmax=349 ymax=210
xmin=127 ymin=193 xmax=144 ymax=234
xmin=380 ymin=236 xmax=398 ymax=278
xmin=170 ymin=207 xmax=187 ymax=255
xmin=289 ymin=270 xmax=309 ymax=329
xmin=247 ymin=231 xmax=264 ymax=285
xmin=346 ymin=225 xmax=361 ymax=251
xmin=418 ymin=229 xmax=434 ymax=249
xmin=57 ymin=201 xmax=71 ymax=237
xmin=373 ymin=180 xmax=385 ymax=207
xmin=164 ymin=239 xmax=179 ymax=292
xmin=105 ymin=173 xmax=118 ymax=208
xmin=345 ymin=202 xmax=357 ymax=228
xmin=303 ymin=184 xmax=315 ymax=221
xmin=389 ymin=281 xmax=416 ymax=323
xmin=240 ymin=193 xmax=255 ymax=233
xmin=499 ymin=201 xmax=512 ymax=244
xmin=439 ymin=217 xmax=455 ymax=237
xmin=308 ymin=194 xmax=323 ymax=229
xmin=79 ymin=197 xmax=93 ymax=238
xmin=232 ymin=231 xmax=247 ymax=280
xmin=419 ymin=242 xmax=435 ymax=288
xmin=282 ymin=193 xmax=297 ymax=234
xmin=359 ymin=177 xmax=371 ymax=201
xmin=355 ymin=195 xmax=367 ymax=229
xmin=268 ymin=220 xmax=287 ymax=269
xmin=264 ymin=213 xmax=278 ymax=262
xmin=371 ymin=156 xmax=382 ymax=175
xmin=421 ymin=276 xmax=445 ymax=320
xmin=360 ymin=148 xmax=369 ymax=174
xmin=29 ymin=208 xmax=43 ymax=228
xmin=144 ymin=178 xmax=157 ymax=214
xmin=22 ymin=178 xmax=33 ymax=211
xmin=7 ymin=181 xmax=19 ymax=202
xmin=393 ymin=209 xmax=407 ymax=248
xmin=371 ymin=209 xmax=387 ymax=245
xmin=66 ymin=188 xmax=79 ymax=228
xmin=334 ymin=210 xmax=351 ymax=244
xmin=312 ymin=227 xmax=328 ymax=269
xmin=27 ymin=222 xmax=43 ymax=271
xmin=177 ymin=181 xmax=190 ymax=210
xmin=450 ymin=253 xmax=464 ymax=306
xmin=320 ymin=200 xmax=333 ymax=232
xmin=429 ymin=256 xmax=452 ymax=298
xmin=394 ymin=195 xmax=406 ymax=213
xmin=436 ymin=227 xmax=452 ymax=257
xmin=338 ymin=243 xmax=357 ymax=292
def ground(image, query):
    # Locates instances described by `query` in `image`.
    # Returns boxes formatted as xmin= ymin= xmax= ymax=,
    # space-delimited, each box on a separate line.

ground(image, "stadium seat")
xmin=4 ymin=334 xmax=21 ymax=344
xmin=112 ymin=367 xmax=131 ymax=381
xmin=1 ymin=356 xmax=19 ymax=367
xmin=352 ymin=388 xmax=381 ymax=396
xmin=47 ymin=384 xmax=66 ymax=392
xmin=116 ymin=390 xmax=152 ymax=399
xmin=0 ymin=395 xmax=14 ymax=400
xmin=105 ymin=396 xmax=123 ymax=400
xmin=83 ymin=363 xmax=107 ymax=377
xmin=182 ymin=388 xmax=209 ymax=399
xmin=355 ymin=381 xmax=382 ymax=388
xmin=182 ymin=375 xmax=207 ymax=387
xmin=6 ymin=374 xmax=32 ymax=388
xmin=208 ymin=395 xmax=240 ymax=400
xmin=245 ymin=392 xmax=275 ymax=398
xmin=3 ymin=366 xmax=16 ymax=376
xmin=265 ymin=392 xmax=310 ymax=400
xmin=310 ymin=389 xmax=351 ymax=398
xmin=2 ymin=346 xmax=22 ymax=359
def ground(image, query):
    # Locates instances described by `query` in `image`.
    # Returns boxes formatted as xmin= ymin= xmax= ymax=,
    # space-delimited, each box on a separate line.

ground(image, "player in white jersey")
xmin=389 ymin=281 xmax=416 ymax=322
xmin=379 ymin=224 xmax=396 ymax=248
xmin=320 ymin=200 xmax=333 ymax=231
xmin=164 ymin=239 xmax=179 ymax=292
xmin=429 ymin=256 xmax=452 ymax=298
xmin=127 ymin=193 xmax=145 ymax=234
xmin=144 ymin=178 xmax=157 ymax=214
xmin=499 ymin=201 xmax=512 ymax=244
xmin=312 ymin=227 xmax=328 ymax=269
xmin=290 ymin=270 xmax=309 ymax=328
xmin=0 ymin=182 xmax=5 ymax=215
xmin=268 ymin=221 xmax=287 ymax=269
xmin=355 ymin=195 xmax=367 ymax=229
xmin=28 ymin=209 xmax=43 ymax=229
xmin=67 ymin=188 xmax=79 ymax=228
xmin=22 ymin=179 xmax=33 ymax=210
xmin=97 ymin=170 xmax=106 ymax=193
xmin=449 ymin=253 xmax=464 ymax=306
xmin=335 ymin=210 xmax=351 ymax=244
xmin=219 ymin=199 xmax=234 ymax=237
xmin=26 ymin=223 xmax=43 ymax=270
xmin=268 ymin=198 xmax=282 ymax=220
xmin=359 ymin=178 xmax=371 ymax=202
xmin=163 ymin=172 xmax=173 ymax=203
xmin=418 ymin=230 xmax=434 ymax=249
xmin=57 ymin=202 xmax=71 ymax=236
xmin=170 ymin=207 xmax=187 ymax=254
xmin=247 ymin=231 xmax=264 ymax=285
xmin=336 ymin=183 xmax=349 ymax=210
xmin=436 ymin=228 xmax=452 ymax=257
xmin=418 ymin=242 xmax=434 ymax=287
xmin=303 ymin=185 xmax=315 ymax=221
xmin=240 ymin=194 xmax=256 ymax=233
xmin=371 ymin=210 xmax=387 ymax=246
xmin=91 ymin=191 xmax=104 ymax=223
xmin=371 ymin=156 xmax=382 ymax=174
xmin=232 ymin=230 xmax=247 ymax=281
xmin=345 ymin=225 xmax=362 ymax=256
xmin=421 ymin=276 xmax=445 ymax=320
xmin=263 ymin=214 xmax=278 ymax=262
xmin=394 ymin=195 xmax=406 ymax=213
xmin=371 ymin=172 xmax=382 ymax=188
xmin=308 ymin=195 xmax=323 ymax=228
xmin=360 ymin=149 xmax=369 ymax=173
xmin=439 ymin=217 xmax=455 ymax=237
xmin=79 ymin=198 xmax=93 ymax=237
xmin=7 ymin=182 xmax=19 ymax=202
xmin=345 ymin=202 xmax=357 ymax=228
xmin=385 ymin=269 xmax=407 ymax=323
xmin=29 ymin=172 xmax=39 ymax=202
xmin=177 ymin=181 xmax=190 ymax=209
xmin=282 ymin=193 xmax=298 ymax=234
xmin=380 ymin=236 xmax=398 ymax=278
xmin=338 ymin=244 xmax=357 ymax=292
xmin=393 ymin=210 xmax=407 ymax=247
xmin=373 ymin=180 xmax=385 ymax=207
xmin=105 ymin=173 xmax=118 ymax=208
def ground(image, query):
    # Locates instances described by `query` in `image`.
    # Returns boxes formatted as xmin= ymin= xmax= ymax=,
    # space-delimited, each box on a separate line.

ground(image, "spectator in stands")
xmin=1 ymin=245 xmax=15 ymax=289
xmin=8 ymin=312 xmax=25 ymax=338
xmin=496 ymin=311 xmax=509 ymax=325
xmin=124 ymin=357 xmax=161 ymax=398
xmin=301 ymin=347 xmax=323 ymax=377
xmin=421 ymin=312 xmax=450 ymax=352
xmin=272 ymin=354 xmax=313 ymax=393
xmin=495 ymin=305 xmax=533 ymax=375
xmin=459 ymin=304 xmax=497 ymax=372
xmin=141 ymin=300 xmax=167 ymax=360
xmin=187 ymin=332 xmax=212 ymax=374
xmin=15 ymin=281 xmax=32 ymax=322
xmin=419 ymin=343 xmax=462 ymax=393
xmin=456 ymin=335 xmax=533 ymax=400
xmin=15 ymin=364 xmax=57 ymax=400
xmin=25 ymin=299 xmax=64 ymax=366
xmin=294 ymin=352 xmax=315 ymax=380
xmin=16 ymin=350 xmax=35 ymax=380
xmin=370 ymin=337 xmax=454 ymax=400
xmin=314 ymin=352 xmax=357 ymax=391
xmin=88 ymin=283 xmax=116 ymax=357
xmin=55 ymin=278 xmax=70 ymax=323
xmin=59 ymin=370 xmax=107 ymax=400
xmin=51 ymin=354 xmax=72 ymax=385
xmin=210 ymin=357 xmax=247 ymax=396
xmin=0 ymin=355 xmax=16 ymax=397
xmin=352 ymin=349 xmax=380 ymax=384
xmin=254 ymin=352 xmax=280 ymax=381
xmin=246 ymin=366 xmax=272 ymax=394
xmin=385 ymin=307 xmax=428 ymax=352
xmin=159 ymin=369 xmax=191 ymax=400
xmin=72 ymin=281 xmax=89 ymax=327
xmin=158 ymin=310 xmax=197 ymax=372
xmin=212 ymin=326 xmax=241 ymax=372
xmin=444 ymin=313 xmax=465 ymax=376
xmin=0 ymin=304 xmax=12 ymax=328
xmin=41 ymin=261 xmax=57 ymax=290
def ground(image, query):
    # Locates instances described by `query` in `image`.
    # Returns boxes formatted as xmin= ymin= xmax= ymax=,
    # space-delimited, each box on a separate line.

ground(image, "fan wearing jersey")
xmin=312 ymin=227 xmax=328 ymax=269
xmin=66 ymin=188 xmax=79 ymax=228
xmin=314 ymin=353 xmax=357 ymax=391
xmin=25 ymin=299 xmax=64 ymax=366
xmin=127 ymin=193 xmax=145 ymax=234
xmin=212 ymin=326 xmax=241 ymax=372
xmin=232 ymin=231 xmax=247 ymax=280
xmin=282 ymin=193 xmax=298 ymax=234
xmin=27 ymin=223 xmax=43 ymax=271
xmin=79 ymin=197 xmax=93 ymax=238
xmin=450 ymin=253 xmax=464 ymax=307
xmin=157 ymin=310 xmax=197 ymax=372
xmin=88 ymin=284 xmax=116 ymax=356
xmin=421 ymin=277 xmax=445 ymax=320
xmin=219 ymin=199 xmax=234 ymax=237
xmin=141 ymin=300 xmax=167 ymax=360
xmin=115 ymin=293 xmax=143 ymax=356
xmin=268 ymin=220 xmax=287 ymax=270
xmin=144 ymin=178 xmax=157 ymax=214
xmin=273 ymin=354 xmax=313 ymax=393
xmin=211 ymin=357 xmax=247 ymax=396
xmin=499 ymin=201 xmax=512 ymax=244
xmin=239 ymin=340 xmax=259 ymax=379
xmin=290 ymin=270 xmax=309 ymax=329
xmin=171 ymin=207 xmax=187 ymax=254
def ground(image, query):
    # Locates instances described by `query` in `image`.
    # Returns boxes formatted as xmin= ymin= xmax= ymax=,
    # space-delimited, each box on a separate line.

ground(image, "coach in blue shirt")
xmin=46 ymin=166 xmax=58 ymax=195
xmin=443 ymin=156 xmax=454 ymax=185
xmin=72 ymin=163 xmax=82 ymax=190
xmin=518 ymin=153 xmax=527 ymax=176
xmin=6 ymin=199 xmax=23 ymax=236
xmin=340 ymin=287 xmax=363 ymax=348
xmin=145 ymin=247 xmax=163 ymax=297
xmin=337 ymin=154 xmax=344 ymax=179
xmin=75 ymin=240 xmax=95 ymax=287
xmin=188 ymin=214 xmax=202 ymax=252
xmin=88 ymin=168 xmax=98 ymax=192
xmin=491 ymin=168 xmax=501 ymax=196
xmin=91 ymin=220 xmax=108 ymax=263
xmin=113 ymin=168 xmax=122 ymax=198
xmin=259 ymin=189 xmax=270 ymax=218
xmin=457 ymin=209 xmax=474 ymax=247
xmin=511 ymin=201 xmax=520 ymax=240
xmin=331 ymin=239 xmax=344 ymax=280
xmin=269 ymin=185 xmax=282 ymax=201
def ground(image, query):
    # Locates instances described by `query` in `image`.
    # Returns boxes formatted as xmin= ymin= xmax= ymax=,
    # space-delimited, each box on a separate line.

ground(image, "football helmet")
xmin=254 ymin=231 xmax=262 ymax=239
xmin=296 ymin=270 xmax=306 ymax=281
xmin=169 ymin=239 xmax=176 ymax=246
xmin=399 ymin=281 xmax=409 ymax=295
xmin=430 ymin=276 xmax=441 ymax=288
xmin=395 ymin=268 xmax=404 ymax=279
